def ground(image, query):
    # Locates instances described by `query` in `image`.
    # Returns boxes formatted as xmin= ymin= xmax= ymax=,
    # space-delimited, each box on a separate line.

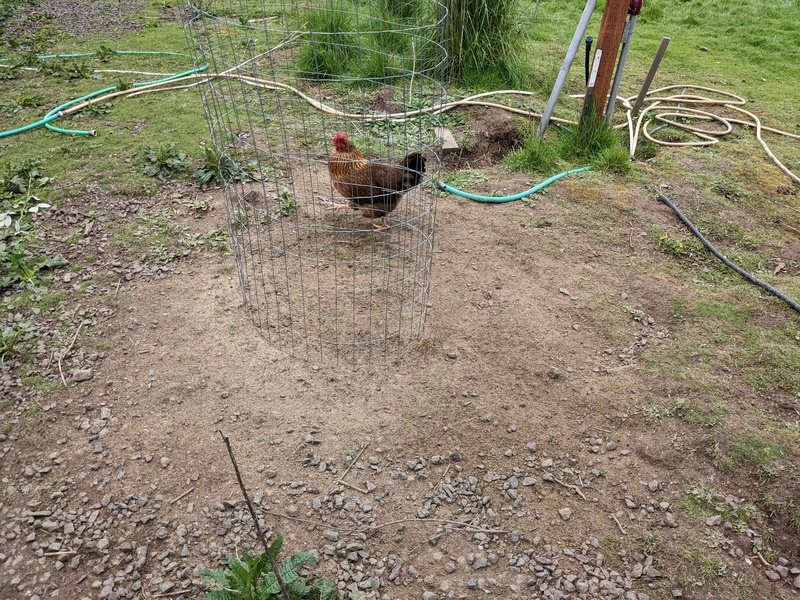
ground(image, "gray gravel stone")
xmin=72 ymin=369 xmax=93 ymax=382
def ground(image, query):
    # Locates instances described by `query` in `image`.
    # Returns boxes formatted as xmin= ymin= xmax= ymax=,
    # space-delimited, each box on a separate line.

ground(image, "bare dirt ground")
xmin=2 ymin=144 xmax=798 ymax=600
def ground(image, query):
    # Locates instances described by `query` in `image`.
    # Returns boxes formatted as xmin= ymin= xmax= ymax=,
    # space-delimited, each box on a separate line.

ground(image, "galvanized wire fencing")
xmin=185 ymin=0 xmax=446 ymax=363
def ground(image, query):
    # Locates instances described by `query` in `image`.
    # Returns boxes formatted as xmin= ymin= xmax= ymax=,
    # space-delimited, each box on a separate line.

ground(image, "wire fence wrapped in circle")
xmin=185 ymin=0 xmax=447 ymax=363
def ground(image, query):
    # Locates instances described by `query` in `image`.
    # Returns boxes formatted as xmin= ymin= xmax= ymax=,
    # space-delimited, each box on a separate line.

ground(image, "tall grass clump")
xmin=505 ymin=108 xmax=631 ymax=174
xmin=295 ymin=5 xmax=355 ymax=80
xmin=560 ymin=106 xmax=621 ymax=160
xmin=375 ymin=0 xmax=422 ymax=21
xmin=502 ymin=126 xmax=559 ymax=174
xmin=444 ymin=0 xmax=528 ymax=87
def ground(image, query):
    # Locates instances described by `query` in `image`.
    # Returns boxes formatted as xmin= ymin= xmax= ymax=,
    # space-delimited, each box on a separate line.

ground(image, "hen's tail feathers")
xmin=401 ymin=152 xmax=426 ymax=189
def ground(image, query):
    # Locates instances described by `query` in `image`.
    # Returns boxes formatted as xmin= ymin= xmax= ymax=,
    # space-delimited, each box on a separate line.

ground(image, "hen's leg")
xmin=372 ymin=217 xmax=389 ymax=230
xmin=323 ymin=199 xmax=352 ymax=211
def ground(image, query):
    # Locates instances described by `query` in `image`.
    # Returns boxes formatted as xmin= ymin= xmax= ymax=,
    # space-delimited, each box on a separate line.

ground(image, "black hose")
xmin=656 ymin=189 xmax=800 ymax=315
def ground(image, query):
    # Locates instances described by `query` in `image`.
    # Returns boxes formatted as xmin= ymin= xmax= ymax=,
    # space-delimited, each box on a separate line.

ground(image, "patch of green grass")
xmin=682 ymin=549 xmax=727 ymax=580
xmin=669 ymin=398 xmax=731 ymax=428
xmin=790 ymin=508 xmax=800 ymax=531
xmin=112 ymin=209 xmax=188 ymax=263
xmin=22 ymin=375 xmax=61 ymax=396
xmin=681 ymin=483 xmax=759 ymax=531
xmin=593 ymin=145 xmax=632 ymax=175
xmin=599 ymin=533 xmax=624 ymax=567
xmin=23 ymin=400 xmax=42 ymax=422
xmin=0 ymin=24 xmax=209 ymax=196
xmin=690 ymin=300 xmax=752 ymax=328
xmin=722 ymin=434 xmax=786 ymax=479
xmin=642 ymin=533 xmax=661 ymax=555
xmin=738 ymin=333 xmax=800 ymax=395
xmin=560 ymin=108 xmax=623 ymax=163
xmin=507 ymin=110 xmax=630 ymax=175
xmin=0 ymin=422 xmax=12 ymax=435
xmin=502 ymin=128 xmax=559 ymax=174
xmin=295 ymin=6 xmax=356 ymax=80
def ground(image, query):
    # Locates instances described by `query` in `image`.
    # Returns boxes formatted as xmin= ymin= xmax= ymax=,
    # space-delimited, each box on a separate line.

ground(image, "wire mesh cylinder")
xmin=185 ymin=1 xmax=446 ymax=363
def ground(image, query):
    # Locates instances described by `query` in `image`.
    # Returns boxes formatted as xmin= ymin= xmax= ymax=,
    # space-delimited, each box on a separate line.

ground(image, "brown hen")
xmin=327 ymin=133 xmax=426 ymax=229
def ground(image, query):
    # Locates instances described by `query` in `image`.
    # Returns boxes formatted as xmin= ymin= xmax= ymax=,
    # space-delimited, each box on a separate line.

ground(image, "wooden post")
xmin=581 ymin=0 xmax=630 ymax=120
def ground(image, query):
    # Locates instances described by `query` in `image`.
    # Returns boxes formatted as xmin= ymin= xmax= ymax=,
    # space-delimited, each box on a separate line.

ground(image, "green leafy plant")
xmin=0 ymin=64 xmax=21 ymax=80
xmin=0 ymin=234 xmax=68 ymax=289
xmin=275 ymin=189 xmax=299 ymax=218
xmin=96 ymin=45 xmax=117 ymax=62
xmin=184 ymin=229 xmax=231 ymax=253
xmin=0 ymin=327 xmax=21 ymax=363
xmin=15 ymin=95 xmax=42 ymax=109
xmin=202 ymin=533 xmax=337 ymax=600
xmin=63 ymin=60 xmax=94 ymax=80
xmin=193 ymin=146 xmax=249 ymax=187
xmin=0 ymin=160 xmax=65 ymax=290
xmin=80 ymin=102 xmax=113 ymax=116
xmin=141 ymin=144 xmax=188 ymax=177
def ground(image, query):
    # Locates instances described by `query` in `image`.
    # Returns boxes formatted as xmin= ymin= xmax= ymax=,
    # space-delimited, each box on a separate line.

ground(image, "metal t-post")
xmin=536 ymin=0 xmax=598 ymax=138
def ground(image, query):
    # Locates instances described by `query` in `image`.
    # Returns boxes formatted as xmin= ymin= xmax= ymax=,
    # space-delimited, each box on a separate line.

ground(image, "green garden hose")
xmin=0 ymin=62 xmax=208 ymax=138
xmin=439 ymin=166 xmax=592 ymax=203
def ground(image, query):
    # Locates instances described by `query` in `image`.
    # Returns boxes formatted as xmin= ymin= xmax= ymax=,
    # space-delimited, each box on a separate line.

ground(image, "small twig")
xmin=337 ymin=441 xmax=369 ymax=484
xmin=153 ymin=591 xmax=193 ymax=598
xmin=262 ymin=509 xmax=327 ymax=529
xmin=339 ymin=480 xmax=369 ymax=495
xmin=58 ymin=359 xmax=67 ymax=388
xmin=776 ymin=201 xmax=800 ymax=215
xmin=755 ymin=551 xmax=772 ymax=568
xmin=113 ymin=278 xmax=122 ymax=299
xmin=438 ymin=464 xmax=451 ymax=487
xmin=169 ymin=488 xmax=194 ymax=505
xmin=43 ymin=550 xmax=77 ymax=556
xmin=58 ymin=322 xmax=83 ymax=388
xmin=219 ymin=431 xmax=290 ymax=600
xmin=554 ymin=478 xmax=587 ymax=501
xmin=360 ymin=517 xmax=507 ymax=534
xmin=780 ymin=222 xmax=800 ymax=235
xmin=611 ymin=513 xmax=627 ymax=535
xmin=603 ymin=363 xmax=636 ymax=373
